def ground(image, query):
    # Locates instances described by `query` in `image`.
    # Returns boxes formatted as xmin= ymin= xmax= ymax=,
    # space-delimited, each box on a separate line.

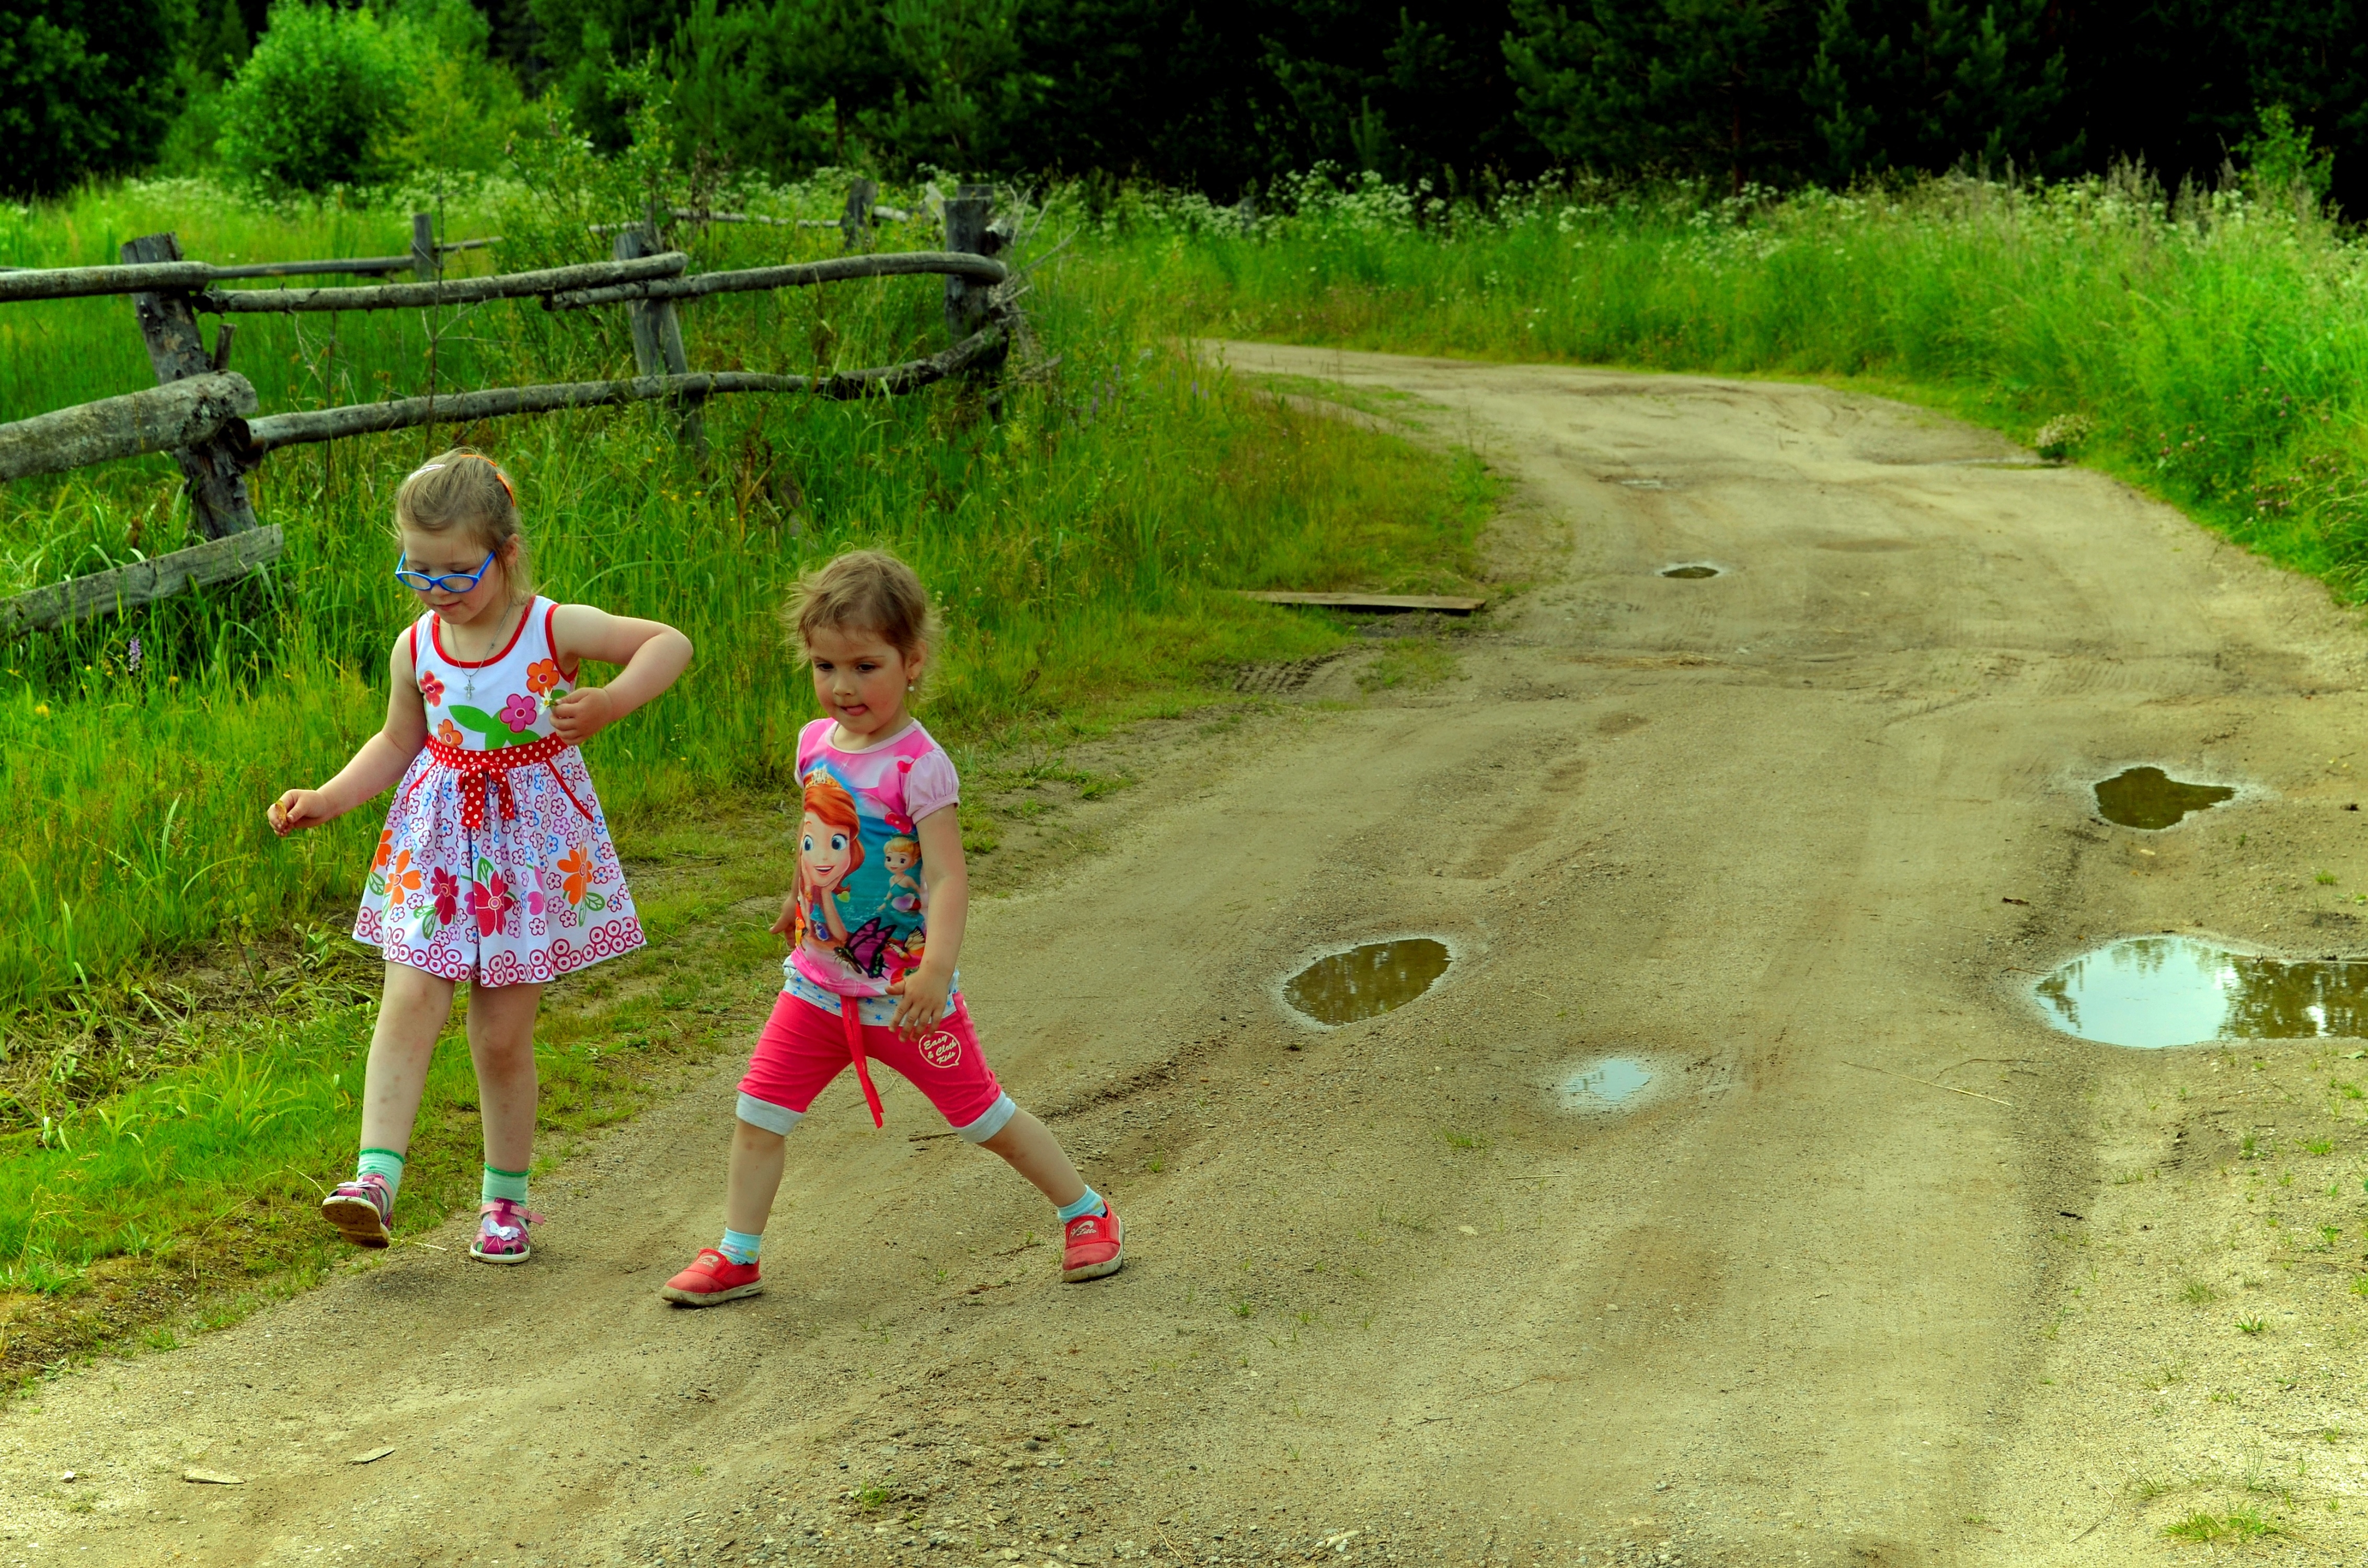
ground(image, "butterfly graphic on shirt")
xmin=833 ymin=916 xmax=903 ymax=979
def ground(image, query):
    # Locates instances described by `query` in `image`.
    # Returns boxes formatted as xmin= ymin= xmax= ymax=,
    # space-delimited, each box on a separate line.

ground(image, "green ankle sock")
xmin=481 ymin=1164 xmax=529 ymax=1204
xmin=357 ymin=1148 xmax=405 ymax=1203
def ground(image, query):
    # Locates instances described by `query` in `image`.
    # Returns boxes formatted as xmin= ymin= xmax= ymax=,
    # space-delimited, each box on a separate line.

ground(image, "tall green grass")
xmin=0 ymin=176 xmax=1491 ymax=1022
xmin=1068 ymin=169 xmax=2368 ymax=594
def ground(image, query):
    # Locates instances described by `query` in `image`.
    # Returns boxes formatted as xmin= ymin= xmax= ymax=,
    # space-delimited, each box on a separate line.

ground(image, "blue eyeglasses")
xmin=393 ymin=549 xmax=497 ymax=594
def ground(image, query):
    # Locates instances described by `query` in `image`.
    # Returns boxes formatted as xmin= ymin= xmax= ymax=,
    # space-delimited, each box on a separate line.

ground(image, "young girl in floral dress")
xmin=659 ymin=549 xmax=1122 ymax=1305
xmin=268 ymin=449 xmax=692 ymax=1263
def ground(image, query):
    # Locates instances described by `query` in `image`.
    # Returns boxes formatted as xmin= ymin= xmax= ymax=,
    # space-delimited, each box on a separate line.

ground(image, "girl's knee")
xmin=959 ymin=1095 xmax=1021 ymax=1147
xmin=734 ymin=1091 xmax=801 ymax=1141
xmin=383 ymin=963 xmax=453 ymax=1006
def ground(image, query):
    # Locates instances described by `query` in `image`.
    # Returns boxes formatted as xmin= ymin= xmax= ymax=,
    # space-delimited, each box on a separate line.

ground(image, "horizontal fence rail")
xmin=0 ymin=373 xmax=255 ymax=482
xmin=1 ymin=182 xmax=1019 ymax=636
xmin=546 ymin=250 xmax=1008 ymax=310
xmin=206 ymin=238 xmax=499 ymax=280
xmin=0 ymin=239 xmax=501 ymax=301
xmin=236 ymin=324 xmax=1008 ymax=454
xmin=0 ymin=261 xmax=216 ymax=304
xmin=196 ymin=252 xmax=688 ymax=315
xmin=592 ymin=206 xmax=914 ymax=233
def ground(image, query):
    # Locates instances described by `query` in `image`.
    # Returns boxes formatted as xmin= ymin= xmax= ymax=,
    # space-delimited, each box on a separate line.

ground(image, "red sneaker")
xmin=660 ymin=1248 xmax=764 ymax=1307
xmin=1061 ymin=1203 xmax=1123 ymax=1282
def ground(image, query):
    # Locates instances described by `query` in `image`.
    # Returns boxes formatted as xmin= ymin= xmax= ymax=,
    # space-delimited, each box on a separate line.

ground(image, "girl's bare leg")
xmin=979 ymin=1109 xmax=1088 ymax=1208
xmin=465 ymin=981 xmax=545 ymax=1174
xmin=724 ymin=1120 xmax=789 ymax=1236
xmin=358 ymin=963 xmax=457 ymax=1156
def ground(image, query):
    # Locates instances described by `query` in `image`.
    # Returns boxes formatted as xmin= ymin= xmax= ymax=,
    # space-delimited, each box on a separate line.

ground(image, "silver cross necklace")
xmin=445 ymin=598 xmax=519 ymax=704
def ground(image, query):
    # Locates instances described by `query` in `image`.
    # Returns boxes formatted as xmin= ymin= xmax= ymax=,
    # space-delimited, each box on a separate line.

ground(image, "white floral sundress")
xmin=353 ymin=597 xmax=644 ymax=986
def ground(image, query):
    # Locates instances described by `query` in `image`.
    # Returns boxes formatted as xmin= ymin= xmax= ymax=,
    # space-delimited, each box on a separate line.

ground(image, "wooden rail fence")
xmin=0 ymin=185 xmax=1015 ymax=635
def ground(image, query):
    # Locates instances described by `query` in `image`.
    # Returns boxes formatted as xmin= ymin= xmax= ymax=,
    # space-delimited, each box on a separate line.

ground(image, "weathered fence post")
xmin=840 ymin=179 xmax=879 ymax=251
xmin=411 ymin=214 xmax=437 ymax=282
xmin=612 ymin=226 xmax=707 ymax=458
xmin=120 ymin=233 xmax=261 ymax=538
xmin=941 ymin=183 xmax=996 ymax=340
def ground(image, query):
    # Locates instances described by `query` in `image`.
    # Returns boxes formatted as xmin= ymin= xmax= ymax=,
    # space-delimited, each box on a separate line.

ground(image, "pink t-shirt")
xmin=787 ymin=718 xmax=960 ymax=999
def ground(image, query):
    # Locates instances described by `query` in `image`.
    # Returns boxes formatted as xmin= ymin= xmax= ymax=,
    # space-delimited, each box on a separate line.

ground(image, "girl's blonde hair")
xmin=395 ymin=448 xmax=531 ymax=597
xmin=786 ymin=549 xmax=933 ymax=660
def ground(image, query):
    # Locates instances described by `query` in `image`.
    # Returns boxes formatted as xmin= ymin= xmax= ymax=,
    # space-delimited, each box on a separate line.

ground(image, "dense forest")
xmin=3 ymin=0 xmax=2363 ymax=208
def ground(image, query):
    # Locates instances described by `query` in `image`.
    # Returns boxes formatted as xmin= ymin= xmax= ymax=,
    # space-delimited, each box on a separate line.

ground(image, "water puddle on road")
xmin=1559 ymin=1057 xmax=1653 ymax=1107
xmin=2032 ymin=936 xmax=2368 ymax=1047
xmin=1283 ymin=938 xmax=1452 ymax=1025
xmin=2094 ymin=766 xmax=2236 ymax=830
xmin=1660 ymin=564 xmax=1721 ymax=579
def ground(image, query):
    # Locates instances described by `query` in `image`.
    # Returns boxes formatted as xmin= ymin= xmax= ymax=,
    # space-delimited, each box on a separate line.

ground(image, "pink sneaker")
xmin=320 ymin=1175 xmax=393 ymax=1249
xmin=1061 ymin=1203 xmax=1123 ymax=1282
xmin=660 ymin=1248 xmax=764 ymax=1307
xmin=468 ymin=1198 xmax=540 ymax=1264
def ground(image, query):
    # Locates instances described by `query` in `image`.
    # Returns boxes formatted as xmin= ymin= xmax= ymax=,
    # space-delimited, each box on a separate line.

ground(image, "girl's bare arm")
xmin=547 ymin=604 xmax=694 ymax=744
xmin=268 ymin=637 xmax=431 ymax=834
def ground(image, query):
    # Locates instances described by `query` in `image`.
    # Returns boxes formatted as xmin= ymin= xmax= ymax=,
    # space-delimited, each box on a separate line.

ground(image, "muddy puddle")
xmin=2094 ymin=766 xmax=2235 ymax=829
xmin=2032 ymin=936 xmax=2368 ymax=1047
xmin=1559 ymin=1057 xmax=1653 ymax=1108
xmin=1283 ymin=938 xmax=1452 ymax=1025
xmin=1660 ymin=564 xmax=1721 ymax=580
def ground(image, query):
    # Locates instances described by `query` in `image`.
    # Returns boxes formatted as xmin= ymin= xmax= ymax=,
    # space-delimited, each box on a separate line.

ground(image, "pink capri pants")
xmin=735 ymin=989 xmax=1016 ymax=1142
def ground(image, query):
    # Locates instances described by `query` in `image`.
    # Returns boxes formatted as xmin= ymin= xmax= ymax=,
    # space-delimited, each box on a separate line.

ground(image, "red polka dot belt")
xmin=419 ymin=733 xmax=591 ymax=829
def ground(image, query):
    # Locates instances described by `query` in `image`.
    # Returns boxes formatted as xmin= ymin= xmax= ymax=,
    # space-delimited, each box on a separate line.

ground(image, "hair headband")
xmin=408 ymin=452 xmax=516 ymax=506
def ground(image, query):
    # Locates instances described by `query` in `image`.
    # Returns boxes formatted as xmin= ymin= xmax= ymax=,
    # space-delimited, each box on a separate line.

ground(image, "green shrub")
xmin=218 ymin=0 xmax=419 ymax=191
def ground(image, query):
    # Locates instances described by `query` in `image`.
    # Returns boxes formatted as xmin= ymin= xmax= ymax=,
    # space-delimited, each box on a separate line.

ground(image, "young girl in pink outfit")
xmin=268 ymin=449 xmax=692 ymax=1263
xmin=660 ymin=549 xmax=1122 ymax=1305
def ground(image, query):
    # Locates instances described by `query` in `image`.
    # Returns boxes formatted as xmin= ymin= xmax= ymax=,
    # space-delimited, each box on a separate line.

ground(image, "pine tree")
xmin=1806 ymin=0 xmax=2081 ymax=182
xmin=1011 ymin=0 xmax=1313 ymax=194
xmin=1262 ymin=1 xmax=1531 ymax=188
xmin=1504 ymin=0 xmax=1821 ymax=193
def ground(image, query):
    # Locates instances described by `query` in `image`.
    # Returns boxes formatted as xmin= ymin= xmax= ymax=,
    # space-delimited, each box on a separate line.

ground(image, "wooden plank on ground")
xmin=1237 ymin=590 xmax=1488 ymax=615
xmin=0 ymin=527 xmax=283 ymax=636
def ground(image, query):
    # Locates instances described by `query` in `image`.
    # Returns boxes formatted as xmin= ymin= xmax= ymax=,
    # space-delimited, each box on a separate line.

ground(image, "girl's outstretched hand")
xmin=770 ymin=891 xmax=799 ymax=938
xmin=885 ymin=970 xmax=951 ymax=1040
xmin=549 ymin=685 xmax=616 ymax=744
xmin=268 ymin=788 xmax=329 ymax=835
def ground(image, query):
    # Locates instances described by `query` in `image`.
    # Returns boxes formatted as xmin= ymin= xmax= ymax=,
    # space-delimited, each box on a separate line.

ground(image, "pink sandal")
xmin=468 ymin=1198 xmax=542 ymax=1264
xmin=320 ymin=1174 xmax=394 ymax=1248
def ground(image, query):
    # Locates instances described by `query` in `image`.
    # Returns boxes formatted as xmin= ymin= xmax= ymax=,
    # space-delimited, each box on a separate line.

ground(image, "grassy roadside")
xmin=1071 ymin=170 xmax=2368 ymax=606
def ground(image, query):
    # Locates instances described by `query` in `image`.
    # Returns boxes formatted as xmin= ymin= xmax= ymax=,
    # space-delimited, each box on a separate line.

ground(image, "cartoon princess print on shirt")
xmin=798 ymin=769 xmax=863 ymax=954
xmin=797 ymin=765 xmax=932 ymax=983
xmin=881 ymin=835 xmax=924 ymax=917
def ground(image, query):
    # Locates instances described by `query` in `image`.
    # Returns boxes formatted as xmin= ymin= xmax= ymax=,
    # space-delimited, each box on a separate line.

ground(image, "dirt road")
xmin=8 ymin=347 xmax=2368 ymax=1566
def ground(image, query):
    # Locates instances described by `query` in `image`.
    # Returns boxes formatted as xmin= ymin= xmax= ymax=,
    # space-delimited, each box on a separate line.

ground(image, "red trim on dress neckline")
xmin=431 ymin=597 xmax=537 ymax=669
xmin=541 ymin=601 xmax=579 ymax=683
